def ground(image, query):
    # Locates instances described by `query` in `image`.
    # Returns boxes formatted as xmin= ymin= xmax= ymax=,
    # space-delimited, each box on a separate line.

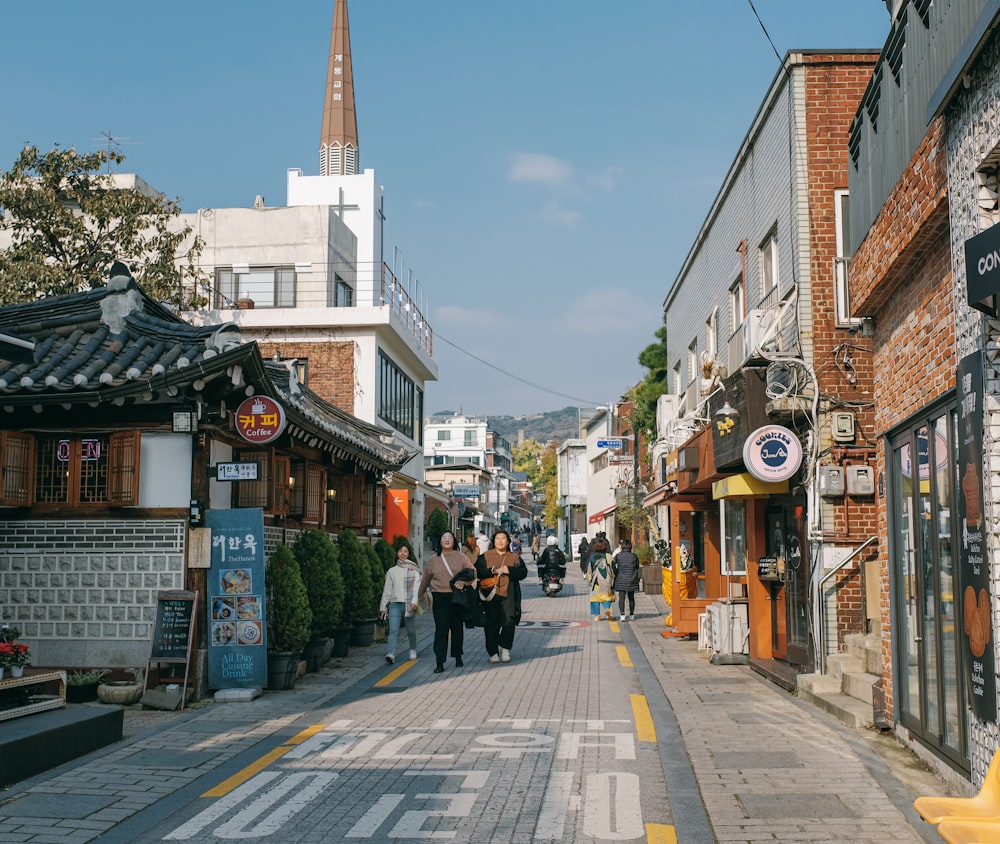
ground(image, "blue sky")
xmin=0 ymin=1 xmax=891 ymax=418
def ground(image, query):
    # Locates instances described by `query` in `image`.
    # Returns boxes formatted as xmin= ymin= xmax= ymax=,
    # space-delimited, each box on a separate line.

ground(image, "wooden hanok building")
xmin=0 ymin=270 xmax=415 ymax=675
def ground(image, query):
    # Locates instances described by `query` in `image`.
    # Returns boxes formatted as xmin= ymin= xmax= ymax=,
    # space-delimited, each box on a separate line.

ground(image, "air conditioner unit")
xmin=729 ymin=308 xmax=778 ymax=371
xmin=655 ymin=395 xmax=679 ymax=439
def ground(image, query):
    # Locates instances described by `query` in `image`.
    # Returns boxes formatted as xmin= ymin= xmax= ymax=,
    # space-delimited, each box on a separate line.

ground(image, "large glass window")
xmin=759 ymin=228 xmax=779 ymax=298
xmin=216 ymin=267 xmax=295 ymax=308
xmin=377 ymin=350 xmax=417 ymax=440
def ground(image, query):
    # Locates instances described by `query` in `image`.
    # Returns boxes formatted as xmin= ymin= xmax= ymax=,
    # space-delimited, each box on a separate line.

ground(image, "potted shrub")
xmin=66 ymin=669 xmax=109 ymax=703
xmin=293 ymin=529 xmax=344 ymax=671
xmin=97 ymin=668 xmax=145 ymax=705
xmin=374 ymin=538 xmax=395 ymax=574
xmin=336 ymin=529 xmax=375 ymax=647
xmin=265 ymin=544 xmax=312 ymax=690
xmin=363 ymin=542 xmax=387 ymax=641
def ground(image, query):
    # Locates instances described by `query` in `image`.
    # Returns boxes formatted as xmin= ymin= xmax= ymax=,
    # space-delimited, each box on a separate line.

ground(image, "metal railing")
xmin=816 ymin=535 xmax=878 ymax=673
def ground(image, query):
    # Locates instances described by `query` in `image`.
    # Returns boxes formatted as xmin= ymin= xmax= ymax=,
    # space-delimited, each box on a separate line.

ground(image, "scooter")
xmin=542 ymin=571 xmax=564 ymax=596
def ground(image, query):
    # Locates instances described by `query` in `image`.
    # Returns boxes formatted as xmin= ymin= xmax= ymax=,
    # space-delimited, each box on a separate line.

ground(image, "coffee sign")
xmin=743 ymin=425 xmax=803 ymax=482
xmin=234 ymin=396 xmax=286 ymax=445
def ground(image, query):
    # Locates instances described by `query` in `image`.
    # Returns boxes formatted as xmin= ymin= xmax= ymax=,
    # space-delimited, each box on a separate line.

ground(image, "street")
xmin=0 ymin=571 xmax=946 ymax=843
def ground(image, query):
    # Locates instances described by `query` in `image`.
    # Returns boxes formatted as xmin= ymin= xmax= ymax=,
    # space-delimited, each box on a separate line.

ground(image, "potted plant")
xmin=0 ymin=641 xmax=30 ymax=679
xmin=336 ymin=529 xmax=375 ymax=647
xmin=97 ymin=668 xmax=145 ymax=705
xmin=374 ymin=537 xmax=395 ymax=574
xmin=265 ymin=543 xmax=312 ymax=690
xmin=293 ymin=530 xmax=344 ymax=671
xmin=66 ymin=669 xmax=109 ymax=703
xmin=363 ymin=542 xmax=387 ymax=641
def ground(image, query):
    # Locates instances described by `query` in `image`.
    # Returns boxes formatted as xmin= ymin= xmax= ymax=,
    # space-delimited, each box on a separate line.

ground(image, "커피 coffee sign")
xmin=234 ymin=396 xmax=287 ymax=445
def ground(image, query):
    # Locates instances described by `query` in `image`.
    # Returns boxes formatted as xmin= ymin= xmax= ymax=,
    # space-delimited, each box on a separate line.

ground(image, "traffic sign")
xmin=597 ymin=438 xmax=623 ymax=450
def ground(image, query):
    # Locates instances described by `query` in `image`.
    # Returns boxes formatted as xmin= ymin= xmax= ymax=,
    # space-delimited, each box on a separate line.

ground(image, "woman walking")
xmin=588 ymin=535 xmax=615 ymax=621
xmin=379 ymin=544 xmax=420 ymax=664
xmin=419 ymin=530 xmax=474 ymax=673
xmin=475 ymin=530 xmax=528 ymax=663
xmin=612 ymin=539 xmax=641 ymax=621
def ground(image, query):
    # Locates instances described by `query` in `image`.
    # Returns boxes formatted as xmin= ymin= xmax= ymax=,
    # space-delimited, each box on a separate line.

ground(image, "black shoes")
xmin=433 ymin=664 xmax=445 ymax=674
xmin=455 ymin=657 xmax=464 ymax=667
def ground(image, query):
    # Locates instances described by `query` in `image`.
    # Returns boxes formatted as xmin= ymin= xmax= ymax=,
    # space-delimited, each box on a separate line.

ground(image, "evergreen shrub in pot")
xmin=265 ymin=544 xmax=312 ymax=689
xmin=294 ymin=530 xmax=344 ymax=671
xmin=336 ymin=530 xmax=375 ymax=646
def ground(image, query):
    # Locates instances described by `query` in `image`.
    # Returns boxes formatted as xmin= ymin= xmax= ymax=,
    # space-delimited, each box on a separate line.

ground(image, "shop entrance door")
xmin=889 ymin=410 xmax=967 ymax=768
xmin=765 ymin=500 xmax=810 ymax=666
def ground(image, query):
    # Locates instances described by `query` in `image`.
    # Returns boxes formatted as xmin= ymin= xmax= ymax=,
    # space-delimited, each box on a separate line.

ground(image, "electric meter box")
xmin=818 ymin=465 xmax=845 ymax=497
xmin=831 ymin=411 xmax=856 ymax=443
xmin=846 ymin=464 xmax=875 ymax=496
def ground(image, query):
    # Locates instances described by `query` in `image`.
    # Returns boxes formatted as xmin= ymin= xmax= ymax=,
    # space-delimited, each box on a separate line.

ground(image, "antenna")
xmin=91 ymin=129 xmax=142 ymax=172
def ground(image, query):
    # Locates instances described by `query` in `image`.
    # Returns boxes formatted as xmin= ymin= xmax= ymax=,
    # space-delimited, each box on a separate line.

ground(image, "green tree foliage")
xmin=374 ymin=538 xmax=395 ymax=573
xmin=336 ymin=529 xmax=374 ymax=625
xmin=514 ymin=438 xmax=560 ymax=527
xmin=265 ymin=544 xmax=313 ymax=652
xmin=426 ymin=508 xmax=449 ymax=551
xmin=630 ymin=321 xmax=669 ymax=439
xmin=292 ymin=530 xmax=344 ymax=639
xmin=0 ymin=145 xmax=206 ymax=306
xmin=362 ymin=542 xmax=385 ymax=617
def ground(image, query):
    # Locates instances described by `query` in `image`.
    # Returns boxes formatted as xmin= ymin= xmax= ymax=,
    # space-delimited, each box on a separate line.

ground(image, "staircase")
xmin=797 ymin=630 xmax=882 ymax=729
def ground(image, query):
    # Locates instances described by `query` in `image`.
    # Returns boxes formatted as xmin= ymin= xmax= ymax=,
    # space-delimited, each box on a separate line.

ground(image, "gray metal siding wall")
xmin=0 ymin=519 xmax=186 ymax=668
xmin=850 ymin=0 xmax=993 ymax=250
xmin=666 ymin=69 xmax=807 ymax=391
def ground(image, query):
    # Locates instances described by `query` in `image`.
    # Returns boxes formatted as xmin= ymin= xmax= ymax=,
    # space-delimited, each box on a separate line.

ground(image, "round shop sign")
xmin=743 ymin=425 xmax=803 ymax=482
xmin=234 ymin=396 xmax=287 ymax=445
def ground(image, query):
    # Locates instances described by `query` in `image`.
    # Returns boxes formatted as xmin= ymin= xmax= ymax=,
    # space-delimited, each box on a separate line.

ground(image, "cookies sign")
xmin=957 ymin=352 xmax=996 ymax=722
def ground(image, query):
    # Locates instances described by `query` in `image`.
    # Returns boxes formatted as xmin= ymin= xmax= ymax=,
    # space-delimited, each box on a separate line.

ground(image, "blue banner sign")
xmin=597 ymin=438 xmax=623 ymax=450
xmin=206 ymin=508 xmax=267 ymax=690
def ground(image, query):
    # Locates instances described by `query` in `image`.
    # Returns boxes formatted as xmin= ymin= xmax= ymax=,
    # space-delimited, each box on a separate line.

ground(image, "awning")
xmin=587 ymin=505 xmax=617 ymax=525
xmin=712 ymin=473 xmax=789 ymax=499
xmin=643 ymin=483 xmax=675 ymax=507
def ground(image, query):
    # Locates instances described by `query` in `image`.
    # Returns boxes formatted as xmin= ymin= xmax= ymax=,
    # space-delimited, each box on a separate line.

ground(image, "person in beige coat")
xmin=379 ymin=545 xmax=421 ymax=664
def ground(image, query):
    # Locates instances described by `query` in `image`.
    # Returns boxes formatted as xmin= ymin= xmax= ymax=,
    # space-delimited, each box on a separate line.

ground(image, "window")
xmin=721 ymin=499 xmax=748 ymax=575
xmin=673 ymin=361 xmax=682 ymax=396
xmin=464 ymin=430 xmax=477 ymax=447
xmin=759 ymin=229 xmax=779 ymax=298
xmin=0 ymin=432 xmax=34 ymax=506
xmin=833 ymin=190 xmax=859 ymax=327
xmin=330 ymin=273 xmax=354 ymax=308
xmin=377 ymin=350 xmax=416 ymax=439
xmin=235 ymin=450 xmax=291 ymax=515
xmin=687 ymin=340 xmax=698 ymax=382
xmin=706 ymin=308 xmax=718 ymax=360
xmin=216 ymin=266 xmax=295 ymax=308
xmin=436 ymin=430 xmax=451 ymax=441
xmin=730 ymin=276 xmax=745 ymax=332
xmin=329 ymin=475 xmax=364 ymax=526
xmin=32 ymin=432 xmax=139 ymax=507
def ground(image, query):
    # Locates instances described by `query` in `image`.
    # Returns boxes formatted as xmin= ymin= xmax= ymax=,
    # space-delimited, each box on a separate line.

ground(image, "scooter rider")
xmin=537 ymin=536 xmax=567 ymax=586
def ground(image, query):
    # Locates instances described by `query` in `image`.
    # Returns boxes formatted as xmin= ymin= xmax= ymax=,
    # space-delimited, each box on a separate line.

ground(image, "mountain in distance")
xmin=428 ymin=406 xmax=590 ymax=444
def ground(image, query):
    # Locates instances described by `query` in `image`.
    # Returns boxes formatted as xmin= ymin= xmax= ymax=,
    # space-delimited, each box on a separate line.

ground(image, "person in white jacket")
xmin=379 ymin=545 xmax=421 ymax=664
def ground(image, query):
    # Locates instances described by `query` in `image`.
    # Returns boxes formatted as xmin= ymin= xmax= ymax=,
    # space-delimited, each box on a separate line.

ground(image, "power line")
xmin=746 ymin=0 xmax=786 ymax=69
xmin=435 ymin=331 xmax=603 ymax=406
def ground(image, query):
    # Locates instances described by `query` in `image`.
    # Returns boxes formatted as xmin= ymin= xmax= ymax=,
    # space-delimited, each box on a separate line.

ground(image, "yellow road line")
xmin=631 ymin=693 xmax=656 ymax=743
xmin=645 ymin=822 xmax=677 ymax=843
xmin=201 ymin=724 xmax=326 ymax=797
xmin=609 ymin=620 xmax=620 ymax=631
xmin=374 ymin=658 xmax=417 ymax=687
xmin=616 ymin=645 xmax=633 ymax=667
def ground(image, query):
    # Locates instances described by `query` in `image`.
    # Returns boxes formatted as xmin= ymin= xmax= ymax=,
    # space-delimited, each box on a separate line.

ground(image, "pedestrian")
xmin=475 ymin=529 xmax=528 ymax=663
xmin=462 ymin=534 xmax=479 ymax=566
xmin=510 ymin=535 xmax=522 ymax=557
xmin=578 ymin=535 xmax=591 ymax=576
xmin=588 ymin=535 xmax=615 ymax=622
xmin=379 ymin=544 xmax=421 ymax=664
xmin=476 ymin=531 xmax=490 ymax=555
xmin=530 ymin=534 xmax=540 ymax=561
xmin=612 ymin=539 xmax=641 ymax=621
xmin=536 ymin=535 xmax=566 ymax=586
xmin=418 ymin=530 xmax=475 ymax=673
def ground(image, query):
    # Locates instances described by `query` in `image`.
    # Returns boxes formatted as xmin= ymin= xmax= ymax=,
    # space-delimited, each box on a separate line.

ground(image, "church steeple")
xmin=319 ymin=0 xmax=359 ymax=176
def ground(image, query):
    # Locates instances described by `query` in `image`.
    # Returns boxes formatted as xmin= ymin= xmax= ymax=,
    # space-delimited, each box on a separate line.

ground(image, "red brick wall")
xmin=255 ymin=340 xmax=357 ymax=415
xmin=847 ymin=116 xmax=954 ymax=720
xmin=804 ymin=55 xmax=881 ymax=651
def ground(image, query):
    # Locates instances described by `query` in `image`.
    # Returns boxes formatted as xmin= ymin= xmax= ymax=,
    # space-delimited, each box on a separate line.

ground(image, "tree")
xmin=426 ymin=508 xmax=449 ymax=551
xmin=265 ymin=544 xmax=312 ymax=653
xmin=629 ymin=321 xmax=670 ymax=439
xmin=336 ymin=529 xmax=374 ymax=625
xmin=293 ymin=530 xmax=344 ymax=640
xmin=0 ymin=145 xmax=205 ymax=306
xmin=513 ymin=438 xmax=560 ymax=527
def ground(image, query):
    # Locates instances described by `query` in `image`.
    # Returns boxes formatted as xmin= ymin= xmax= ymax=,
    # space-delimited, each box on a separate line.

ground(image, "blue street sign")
xmin=597 ymin=438 xmax=623 ymax=450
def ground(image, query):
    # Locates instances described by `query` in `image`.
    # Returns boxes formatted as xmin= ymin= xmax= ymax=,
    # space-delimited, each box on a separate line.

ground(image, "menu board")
xmin=149 ymin=590 xmax=197 ymax=661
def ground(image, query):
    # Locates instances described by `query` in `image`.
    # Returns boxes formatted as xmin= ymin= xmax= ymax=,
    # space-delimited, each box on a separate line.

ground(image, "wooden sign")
xmin=149 ymin=590 xmax=197 ymax=661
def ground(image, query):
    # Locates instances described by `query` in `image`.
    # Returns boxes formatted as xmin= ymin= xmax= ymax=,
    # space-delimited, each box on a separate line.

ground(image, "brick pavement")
xmin=0 ymin=572 xmax=953 ymax=843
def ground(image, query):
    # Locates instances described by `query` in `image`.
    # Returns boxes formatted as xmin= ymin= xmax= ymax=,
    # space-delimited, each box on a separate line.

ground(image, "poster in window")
xmin=957 ymin=351 xmax=995 ymax=723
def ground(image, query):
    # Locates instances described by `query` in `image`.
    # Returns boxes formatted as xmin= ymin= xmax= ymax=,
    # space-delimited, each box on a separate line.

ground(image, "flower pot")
xmin=266 ymin=650 xmax=301 ymax=690
xmin=331 ymin=627 xmax=351 ymax=658
xmin=97 ymin=681 xmax=143 ymax=705
xmin=350 ymin=619 xmax=376 ymax=647
xmin=303 ymin=638 xmax=332 ymax=672
xmin=10 ymin=665 xmax=23 ymax=678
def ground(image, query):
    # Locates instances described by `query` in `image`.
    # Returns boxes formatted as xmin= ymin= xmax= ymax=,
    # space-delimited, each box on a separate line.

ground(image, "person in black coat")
xmin=612 ymin=539 xmax=641 ymax=621
xmin=577 ymin=536 xmax=591 ymax=576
